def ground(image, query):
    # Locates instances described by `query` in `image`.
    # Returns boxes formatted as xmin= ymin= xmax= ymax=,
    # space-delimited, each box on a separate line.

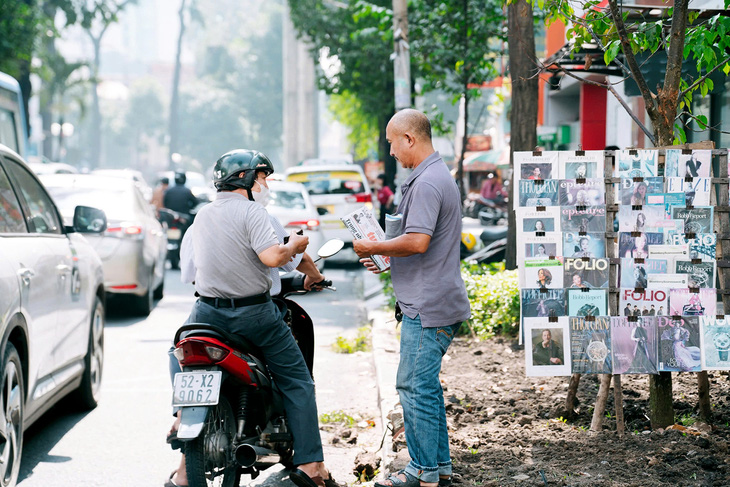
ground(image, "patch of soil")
xmin=437 ymin=337 xmax=730 ymax=486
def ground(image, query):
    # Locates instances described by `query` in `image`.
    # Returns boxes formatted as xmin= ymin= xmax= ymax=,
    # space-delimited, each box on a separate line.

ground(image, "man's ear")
xmin=405 ymin=132 xmax=415 ymax=147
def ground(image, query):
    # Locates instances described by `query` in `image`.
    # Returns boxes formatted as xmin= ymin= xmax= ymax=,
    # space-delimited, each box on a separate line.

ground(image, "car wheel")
xmin=133 ymin=271 xmax=154 ymax=316
xmin=0 ymin=344 xmax=23 ymax=487
xmin=153 ymin=268 xmax=165 ymax=301
xmin=74 ymin=297 xmax=104 ymax=410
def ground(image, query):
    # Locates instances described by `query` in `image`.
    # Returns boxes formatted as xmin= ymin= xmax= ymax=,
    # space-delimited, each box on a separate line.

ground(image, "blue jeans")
xmin=397 ymin=315 xmax=461 ymax=483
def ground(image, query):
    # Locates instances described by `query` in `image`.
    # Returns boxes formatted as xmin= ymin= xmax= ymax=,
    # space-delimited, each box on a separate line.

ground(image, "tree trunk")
xmin=613 ymin=375 xmax=625 ymax=437
xmin=697 ymin=371 xmax=712 ymax=424
xmin=168 ymin=0 xmax=187 ymax=167
xmin=590 ymin=374 xmax=612 ymax=432
xmin=40 ymin=1 xmax=57 ymax=159
xmin=90 ymin=36 xmax=102 ymax=168
xmin=18 ymin=60 xmax=31 ymax=140
xmin=505 ymin=0 xmax=537 ymax=270
xmin=649 ymin=372 xmax=674 ymax=428
xmin=379 ymin=114 xmax=397 ymax=190
xmin=456 ymin=92 xmax=468 ymax=202
xmin=564 ymin=373 xmax=581 ymax=419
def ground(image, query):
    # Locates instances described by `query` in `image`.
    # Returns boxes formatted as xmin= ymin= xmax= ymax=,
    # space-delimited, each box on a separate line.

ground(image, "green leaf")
xmin=723 ymin=63 xmax=730 ymax=76
xmin=697 ymin=115 xmax=708 ymax=130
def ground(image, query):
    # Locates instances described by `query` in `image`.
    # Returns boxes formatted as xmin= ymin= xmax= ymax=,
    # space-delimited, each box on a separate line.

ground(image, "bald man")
xmin=354 ymin=109 xmax=470 ymax=487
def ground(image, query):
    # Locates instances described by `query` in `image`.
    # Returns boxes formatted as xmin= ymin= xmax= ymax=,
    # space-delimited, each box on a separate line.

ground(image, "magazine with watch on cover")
xmin=665 ymin=177 xmax=711 ymax=206
xmin=560 ymin=206 xmax=606 ymax=233
xmin=614 ymin=150 xmax=658 ymax=178
xmin=669 ymin=288 xmax=716 ymax=317
xmin=518 ymin=179 xmax=560 ymax=207
xmin=524 ymin=317 xmax=572 ymax=376
xmin=521 ymin=288 xmax=566 ymax=318
xmin=664 ymin=149 xmax=711 ymax=178
xmin=558 ymin=150 xmax=605 ymax=179
xmin=671 ymin=206 xmax=714 ymax=234
xmin=563 ymin=258 xmax=609 ymax=288
xmin=674 ymin=260 xmax=716 ymax=289
xmin=620 ymin=288 xmax=669 ymax=318
xmin=558 ymin=179 xmax=605 ymax=206
xmin=619 ymin=258 xmax=668 ymax=289
xmin=618 ymin=232 xmax=664 ymax=259
xmin=563 ymin=232 xmax=605 ymax=258
xmin=514 ymin=151 xmax=559 ymax=180
xmin=699 ymin=316 xmax=730 ymax=371
xmin=619 ymin=177 xmax=664 ymax=205
xmin=570 ymin=316 xmax=612 ymax=374
xmin=658 ymin=316 xmax=702 ymax=372
xmin=567 ymin=289 xmax=608 ymax=317
xmin=611 ymin=316 xmax=659 ymax=374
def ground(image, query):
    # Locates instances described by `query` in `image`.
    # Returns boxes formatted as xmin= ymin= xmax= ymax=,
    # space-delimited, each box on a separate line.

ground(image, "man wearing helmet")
xmin=164 ymin=171 xmax=199 ymax=216
xmin=166 ymin=150 xmax=343 ymax=487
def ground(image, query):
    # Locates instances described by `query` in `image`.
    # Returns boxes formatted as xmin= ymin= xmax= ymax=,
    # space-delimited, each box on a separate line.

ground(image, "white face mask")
xmin=252 ymin=180 xmax=271 ymax=207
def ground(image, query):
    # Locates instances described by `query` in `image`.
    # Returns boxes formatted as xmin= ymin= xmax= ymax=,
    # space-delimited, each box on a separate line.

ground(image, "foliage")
xmin=319 ymin=410 xmax=356 ymax=426
xmin=0 ymin=1 xmax=37 ymax=78
xmin=331 ymin=326 xmax=372 ymax=354
xmin=378 ymin=270 xmax=397 ymax=309
xmin=328 ymin=91 xmax=379 ymax=161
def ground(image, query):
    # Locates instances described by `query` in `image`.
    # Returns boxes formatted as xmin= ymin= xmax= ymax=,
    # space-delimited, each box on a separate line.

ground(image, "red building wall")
xmin=580 ymin=83 xmax=607 ymax=150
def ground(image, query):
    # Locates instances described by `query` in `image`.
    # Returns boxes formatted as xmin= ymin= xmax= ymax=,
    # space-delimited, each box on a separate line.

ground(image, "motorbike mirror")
xmin=317 ymin=239 xmax=345 ymax=259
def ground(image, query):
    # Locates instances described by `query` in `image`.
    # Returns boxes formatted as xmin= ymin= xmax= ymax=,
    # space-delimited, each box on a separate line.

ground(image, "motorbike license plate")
xmin=167 ymin=228 xmax=182 ymax=240
xmin=172 ymin=371 xmax=222 ymax=407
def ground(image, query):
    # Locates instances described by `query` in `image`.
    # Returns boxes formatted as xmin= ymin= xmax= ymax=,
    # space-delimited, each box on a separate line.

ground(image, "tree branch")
xmin=679 ymin=54 xmax=730 ymax=98
xmin=661 ymin=0 xmax=689 ymax=104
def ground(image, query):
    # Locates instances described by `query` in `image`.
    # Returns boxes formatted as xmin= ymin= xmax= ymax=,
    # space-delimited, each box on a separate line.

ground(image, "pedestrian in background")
xmin=374 ymin=173 xmax=395 ymax=229
xmin=151 ymin=176 xmax=169 ymax=215
xmin=354 ymin=108 xmax=470 ymax=487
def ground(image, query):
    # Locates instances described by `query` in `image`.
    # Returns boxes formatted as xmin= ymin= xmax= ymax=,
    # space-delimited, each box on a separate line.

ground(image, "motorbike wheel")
xmin=185 ymin=396 xmax=240 ymax=487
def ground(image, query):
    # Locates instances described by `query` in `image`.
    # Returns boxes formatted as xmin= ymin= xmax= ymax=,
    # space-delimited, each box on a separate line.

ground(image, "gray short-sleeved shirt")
xmin=390 ymin=151 xmax=471 ymax=327
xmin=187 ymin=192 xmax=279 ymax=298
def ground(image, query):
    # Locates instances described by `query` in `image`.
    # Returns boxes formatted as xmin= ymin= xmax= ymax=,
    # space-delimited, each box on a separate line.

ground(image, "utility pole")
xmin=391 ymin=0 xmax=411 ymax=191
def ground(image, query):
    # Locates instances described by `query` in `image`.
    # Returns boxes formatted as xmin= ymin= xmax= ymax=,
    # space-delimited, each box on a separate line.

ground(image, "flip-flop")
xmin=374 ymin=470 xmax=420 ymax=487
xmin=323 ymin=472 xmax=347 ymax=487
xmin=439 ymin=476 xmax=453 ymax=487
xmin=163 ymin=470 xmax=186 ymax=487
xmin=166 ymin=431 xmax=182 ymax=451
xmin=289 ymin=468 xmax=326 ymax=487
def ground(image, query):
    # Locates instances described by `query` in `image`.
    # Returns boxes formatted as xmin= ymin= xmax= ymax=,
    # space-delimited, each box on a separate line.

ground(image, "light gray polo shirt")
xmin=187 ymin=192 xmax=279 ymax=298
xmin=390 ymin=151 xmax=471 ymax=327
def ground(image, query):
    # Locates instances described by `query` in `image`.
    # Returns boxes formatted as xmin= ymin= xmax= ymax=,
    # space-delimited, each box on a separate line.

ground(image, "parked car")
xmin=27 ymin=160 xmax=79 ymax=175
xmin=40 ymin=173 xmax=167 ymax=316
xmin=0 ymin=144 xmax=106 ymax=486
xmin=285 ymin=164 xmax=372 ymax=250
xmin=91 ymin=168 xmax=153 ymax=201
xmin=267 ymin=180 xmax=326 ymax=270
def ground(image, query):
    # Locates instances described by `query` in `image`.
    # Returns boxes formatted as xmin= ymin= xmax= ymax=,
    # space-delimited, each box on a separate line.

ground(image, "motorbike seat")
xmin=480 ymin=226 xmax=508 ymax=242
xmin=175 ymin=323 xmax=263 ymax=358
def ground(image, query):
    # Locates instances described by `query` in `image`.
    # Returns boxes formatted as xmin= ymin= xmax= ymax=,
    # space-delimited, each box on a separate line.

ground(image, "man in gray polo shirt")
xmin=354 ymin=109 xmax=470 ymax=487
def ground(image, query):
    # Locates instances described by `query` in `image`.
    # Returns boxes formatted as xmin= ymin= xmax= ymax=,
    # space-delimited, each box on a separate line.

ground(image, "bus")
xmin=0 ymin=71 xmax=28 ymax=157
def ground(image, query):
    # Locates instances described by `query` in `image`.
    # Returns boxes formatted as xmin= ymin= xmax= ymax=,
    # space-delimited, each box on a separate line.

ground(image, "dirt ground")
xmin=435 ymin=336 xmax=730 ymax=487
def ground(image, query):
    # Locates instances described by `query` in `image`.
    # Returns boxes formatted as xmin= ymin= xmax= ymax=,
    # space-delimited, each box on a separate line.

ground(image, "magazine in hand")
xmin=611 ymin=316 xmax=659 ymax=374
xmin=514 ymin=151 xmax=559 ymax=180
xmin=558 ymin=150 xmax=605 ymax=179
xmin=521 ymin=258 xmax=564 ymax=290
xmin=619 ymin=177 xmax=664 ymax=205
xmin=674 ymin=260 xmax=716 ymax=288
xmin=524 ymin=317 xmax=572 ymax=376
xmin=617 ymin=205 xmax=671 ymax=233
xmin=618 ymin=232 xmax=664 ymax=259
xmin=558 ymin=179 xmax=605 ymax=206
xmin=699 ymin=316 xmax=730 ymax=371
xmin=560 ymin=206 xmax=606 ymax=233
xmin=614 ymin=150 xmax=658 ymax=178
xmin=664 ymin=149 xmax=712 ymax=178
xmin=340 ymin=206 xmax=390 ymax=271
xmin=619 ymin=258 xmax=668 ymax=289
xmin=521 ymin=288 xmax=566 ymax=318
xmin=658 ymin=316 xmax=702 ymax=372
xmin=518 ymin=179 xmax=560 ymax=207
xmin=567 ymin=289 xmax=608 ymax=317
xmin=669 ymin=288 xmax=716 ymax=317
xmin=563 ymin=232 xmax=605 ymax=258
xmin=620 ymin=288 xmax=668 ymax=318
xmin=664 ymin=233 xmax=716 ymax=262
xmin=665 ymin=177 xmax=711 ymax=206
xmin=670 ymin=206 xmax=714 ymax=234
xmin=516 ymin=206 xmax=561 ymax=234
xmin=570 ymin=316 xmax=612 ymax=374
xmin=563 ymin=258 xmax=609 ymax=288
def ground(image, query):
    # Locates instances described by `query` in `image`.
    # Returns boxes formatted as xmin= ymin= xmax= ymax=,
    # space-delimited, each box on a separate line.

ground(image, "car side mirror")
xmin=317 ymin=207 xmax=328 ymax=216
xmin=72 ymin=205 xmax=107 ymax=233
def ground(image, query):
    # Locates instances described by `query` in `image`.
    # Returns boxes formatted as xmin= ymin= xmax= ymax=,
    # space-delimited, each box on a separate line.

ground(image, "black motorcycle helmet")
xmin=174 ymin=171 xmax=187 ymax=185
xmin=213 ymin=149 xmax=274 ymax=200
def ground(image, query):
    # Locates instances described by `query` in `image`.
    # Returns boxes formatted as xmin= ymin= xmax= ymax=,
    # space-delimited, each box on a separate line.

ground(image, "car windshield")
xmin=45 ymin=186 xmax=137 ymax=220
xmin=270 ymin=190 xmax=307 ymax=210
xmin=288 ymin=171 xmax=364 ymax=195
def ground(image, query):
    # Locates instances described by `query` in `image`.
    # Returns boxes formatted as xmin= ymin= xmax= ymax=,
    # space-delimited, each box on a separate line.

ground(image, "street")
xmin=17 ymin=264 xmax=380 ymax=487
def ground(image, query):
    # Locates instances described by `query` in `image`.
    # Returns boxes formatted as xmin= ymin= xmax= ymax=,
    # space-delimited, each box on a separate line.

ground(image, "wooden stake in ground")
xmin=613 ymin=375 xmax=625 ymax=436
xmin=565 ymin=373 xmax=581 ymax=418
xmin=590 ymin=374 xmax=613 ymax=432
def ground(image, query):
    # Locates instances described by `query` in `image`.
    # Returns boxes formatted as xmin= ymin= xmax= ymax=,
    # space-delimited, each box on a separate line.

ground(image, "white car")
xmin=91 ymin=168 xmax=153 ymax=201
xmin=0 ymin=144 xmax=106 ymax=486
xmin=285 ymin=164 xmax=372 ymax=250
xmin=267 ymin=180 xmax=326 ymax=270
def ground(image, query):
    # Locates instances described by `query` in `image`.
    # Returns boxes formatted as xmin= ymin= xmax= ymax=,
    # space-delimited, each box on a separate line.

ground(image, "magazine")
xmin=670 ymin=206 xmax=714 ymax=234
xmin=518 ymin=179 xmax=560 ymax=207
xmin=619 ymin=178 xmax=664 ymax=205
xmin=567 ymin=289 xmax=608 ymax=317
xmin=618 ymin=232 xmax=664 ymax=259
xmin=514 ymin=151 xmax=559 ymax=180
xmin=563 ymin=232 xmax=605 ymax=258
xmin=521 ymin=288 xmax=566 ymax=318
xmin=664 ymin=233 xmax=716 ymax=262
xmin=558 ymin=150 xmax=605 ymax=179
xmin=524 ymin=317 xmax=572 ymax=376
xmin=619 ymin=258 xmax=668 ymax=289
xmin=674 ymin=260 xmax=716 ymax=289
xmin=563 ymin=258 xmax=609 ymax=288
xmin=646 ymin=192 xmax=685 ymax=218
xmin=520 ymin=232 xmax=563 ymax=263
xmin=665 ymin=177 xmax=711 ymax=206
xmin=664 ymin=149 xmax=712 ymax=178
xmin=516 ymin=207 xmax=561 ymax=234
xmin=647 ymin=244 xmax=689 ymax=269
xmin=669 ymin=288 xmax=716 ymax=317
xmin=558 ymin=179 xmax=605 ymax=206
xmin=614 ymin=150 xmax=658 ymax=178
xmin=611 ymin=316 xmax=659 ymax=374
xmin=647 ymin=274 xmax=689 ymax=289
xmin=521 ymin=258 xmax=564 ymax=290
xmin=560 ymin=206 xmax=606 ymax=233
xmin=658 ymin=316 xmax=702 ymax=372
xmin=340 ymin=206 xmax=390 ymax=271
xmin=617 ymin=205 xmax=670 ymax=233
xmin=570 ymin=316 xmax=612 ymax=374
xmin=699 ymin=316 xmax=730 ymax=371
xmin=619 ymin=288 xmax=669 ymax=318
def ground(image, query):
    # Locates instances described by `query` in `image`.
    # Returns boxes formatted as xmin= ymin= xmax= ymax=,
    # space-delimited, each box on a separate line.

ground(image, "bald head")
xmin=386 ymin=109 xmax=435 ymax=169
xmin=389 ymin=109 xmax=432 ymax=141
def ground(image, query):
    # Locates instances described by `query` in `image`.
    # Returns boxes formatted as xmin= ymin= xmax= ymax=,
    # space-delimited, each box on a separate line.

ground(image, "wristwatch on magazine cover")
xmin=713 ymin=332 xmax=730 ymax=361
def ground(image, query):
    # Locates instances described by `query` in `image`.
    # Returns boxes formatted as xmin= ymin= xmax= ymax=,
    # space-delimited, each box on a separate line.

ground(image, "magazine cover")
xmin=564 ymin=258 xmax=609 ymax=288
xmin=563 ymin=232 xmax=606 ymax=258
xmin=619 ymin=177 xmax=665 ymax=205
xmin=521 ymin=289 xmax=566 ymax=318
xmin=619 ymin=258 xmax=668 ymax=289
xmin=514 ymin=151 xmax=559 ymax=180
xmin=611 ymin=316 xmax=659 ymax=374
xmin=671 ymin=206 xmax=714 ymax=233
xmin=521 ymin=258 xmax=564 ymax=290
xmin=524 ymin=317 xmax=572 ymax=376
xmin=570 ymin=316 xmax=612 ymax=374
xmin=618 ymin=232 xmax=664 ymax=259
xmin=664 ymin=233 xmax=716 ymax=262
xmin=665 ymin=177 xmax=711 ymax=206
xmin=674 ymin=260 xmax=716 ymax=288
xmin=567 ymin=289 xmax=608 ymax=316
xmin=647 ymin=243 xmax=689 ymax=269
xmin=560 ymin=206 xmax=606 ymax=233
xmin=699 ymin=316 xmax=730 ymax=371
xmin=669 ymin=288 xmax=716 ymax=317
xmin=665 ymin=149 xmax=712 ymax=178
xmin=516 ymin=207 xmax=561 ymax=234
xmin=520 ymin=232 xmax=563 ymax=262
xmin=617 ymin=205 xmax=670 ymax=233
xmin=646 ymin=192 xmax=685 ymax=217
xmin=558 ymin=150 xmax=605 ymax=179
xmin=518 ymin=179 xmax=560 ymax=207
xmin=558 ymin=179 xmax=605 ymax=206
xmin=620 ymin=288 xmax=669 ymax=318
xmin=647 ymin=274 xmax=689 ymax=289
xmin=658 ymin=316 xmax=702 ymax=372
xmin=615 ymin=150 xmax=658 ymax=178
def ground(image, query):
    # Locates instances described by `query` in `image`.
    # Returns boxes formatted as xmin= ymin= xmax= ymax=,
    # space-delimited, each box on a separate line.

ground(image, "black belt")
xmin=198 ymin=292 xmax=271 ymax=308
